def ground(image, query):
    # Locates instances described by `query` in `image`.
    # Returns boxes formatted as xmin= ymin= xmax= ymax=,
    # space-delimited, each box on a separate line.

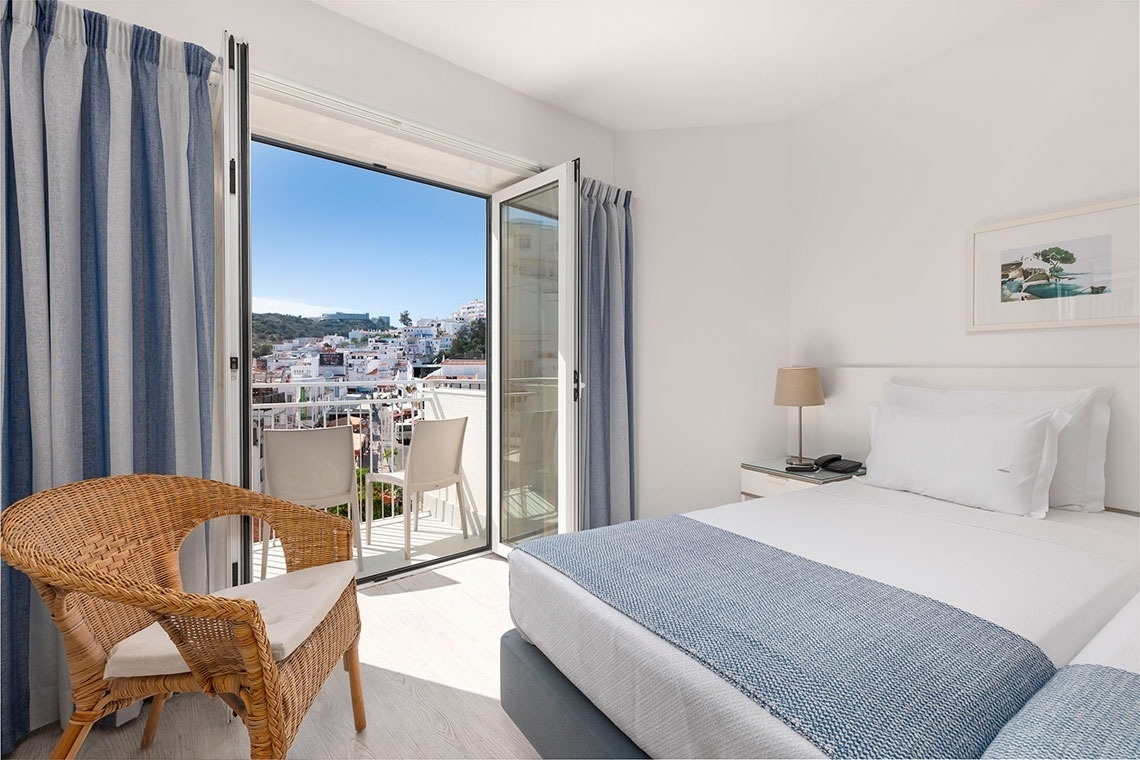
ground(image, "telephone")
xmin=813 ymin=454 xmax=864 ymax=474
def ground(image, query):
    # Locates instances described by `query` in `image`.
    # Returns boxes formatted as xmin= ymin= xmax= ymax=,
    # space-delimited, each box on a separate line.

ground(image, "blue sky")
xmin=251 ymin=141 xmax=487 ymax=321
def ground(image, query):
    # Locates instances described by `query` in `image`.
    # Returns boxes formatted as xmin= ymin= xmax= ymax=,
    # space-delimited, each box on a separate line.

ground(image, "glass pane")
xmin=501 ymin=182 xmax=560 ymax=545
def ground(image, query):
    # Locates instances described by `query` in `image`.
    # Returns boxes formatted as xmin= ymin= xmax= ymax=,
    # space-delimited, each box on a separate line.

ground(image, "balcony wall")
xmin=418 ymin=386 xmax=487 ymax=534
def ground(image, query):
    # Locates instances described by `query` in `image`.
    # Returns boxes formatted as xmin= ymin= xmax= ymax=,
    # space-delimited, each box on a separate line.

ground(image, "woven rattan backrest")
xmin=2 ymin=475 xmax=270 ymax=658
xmin=4 ymin=476 xmax=201 ymax=655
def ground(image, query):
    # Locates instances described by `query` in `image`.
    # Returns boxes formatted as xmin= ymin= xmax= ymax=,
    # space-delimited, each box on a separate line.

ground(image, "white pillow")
xmin=883 ymin=383 xmax=1111 ymax=512
xmin=863 ymin=403 xmax=1070 ymax=519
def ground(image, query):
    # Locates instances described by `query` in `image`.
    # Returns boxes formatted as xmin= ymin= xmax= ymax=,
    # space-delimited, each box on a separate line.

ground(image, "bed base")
xmin=500 ymin=629 xmax=648 ymax=759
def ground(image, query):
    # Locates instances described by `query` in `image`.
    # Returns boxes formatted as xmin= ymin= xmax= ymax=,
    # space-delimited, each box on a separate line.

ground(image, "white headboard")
xmin=791 ymin=366 xmax=1139 ymax=512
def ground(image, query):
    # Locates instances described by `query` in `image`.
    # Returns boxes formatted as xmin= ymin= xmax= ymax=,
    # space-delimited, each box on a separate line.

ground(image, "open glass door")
xmin=491 ymin=160 xmax=580 ymax=553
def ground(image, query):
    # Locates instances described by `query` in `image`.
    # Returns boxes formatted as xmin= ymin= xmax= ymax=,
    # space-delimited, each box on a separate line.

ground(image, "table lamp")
xmin=774 ymin=366 xmax=825 ymax=465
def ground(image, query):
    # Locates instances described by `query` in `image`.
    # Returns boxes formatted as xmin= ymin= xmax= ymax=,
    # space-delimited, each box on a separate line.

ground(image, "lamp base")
xmin=785 ymin=455 xmax=814 ymax=466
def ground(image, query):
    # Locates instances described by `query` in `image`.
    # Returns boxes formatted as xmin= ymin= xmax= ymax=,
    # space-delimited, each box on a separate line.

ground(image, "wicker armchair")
xmin=0 ymin=474 xmax=367 ymax=759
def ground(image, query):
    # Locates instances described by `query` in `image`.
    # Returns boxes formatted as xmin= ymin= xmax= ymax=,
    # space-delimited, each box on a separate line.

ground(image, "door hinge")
xmin=229 ymin=356 xmax=239 ymax=371
xmin=228 ymin=36 xmax=235 ymax=69
xmin=229 ymin=159 xmax=236 ymax=194
xmin=573 ymin=369 xmax=580 ymax=402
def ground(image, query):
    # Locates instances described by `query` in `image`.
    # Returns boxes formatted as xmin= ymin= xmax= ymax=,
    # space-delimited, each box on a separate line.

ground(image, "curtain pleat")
xmin=79 ymin=8 xmax=111 ymax=479
xmin=580 ymin=177 xmax=635 ymax=529
xmin=0 ymin=1 xmax=217 ymax=751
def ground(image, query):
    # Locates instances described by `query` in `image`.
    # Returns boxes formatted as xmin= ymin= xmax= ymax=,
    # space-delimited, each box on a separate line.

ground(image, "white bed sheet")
xmin=1070 ymin=593 xmax=1140 ymax=673
xmin=508 ymin=480 xmax=1139 ymax=759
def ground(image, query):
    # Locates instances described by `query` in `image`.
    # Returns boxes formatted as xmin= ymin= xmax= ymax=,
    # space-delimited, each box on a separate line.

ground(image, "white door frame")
xmin=490 ymin=160 xmax=580 ymax=556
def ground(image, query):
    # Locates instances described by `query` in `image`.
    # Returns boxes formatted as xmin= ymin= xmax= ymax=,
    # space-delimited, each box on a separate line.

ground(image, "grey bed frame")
xmin=500 ymin=629 xmax=649 ymax=759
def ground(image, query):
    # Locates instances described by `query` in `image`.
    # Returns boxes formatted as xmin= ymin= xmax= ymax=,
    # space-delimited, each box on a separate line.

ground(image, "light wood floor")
xmin=10 ymin=555 xmax=539 ymax=759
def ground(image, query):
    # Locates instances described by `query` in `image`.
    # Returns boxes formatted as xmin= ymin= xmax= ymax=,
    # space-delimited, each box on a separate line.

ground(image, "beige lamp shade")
xmin=773 ymin=366 xmax=825 ymax=407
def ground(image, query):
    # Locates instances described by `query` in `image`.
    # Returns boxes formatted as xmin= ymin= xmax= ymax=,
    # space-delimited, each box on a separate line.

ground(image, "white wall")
xmin=615 ymin=124 xmax=793 ymax=518
xmin=788 ymin=2 xmax=1140 ymax=370
xmin=618 ymin=2 xmax=1138 ymax=520
xmin=80 ymin=0 xmax=615 ymax=180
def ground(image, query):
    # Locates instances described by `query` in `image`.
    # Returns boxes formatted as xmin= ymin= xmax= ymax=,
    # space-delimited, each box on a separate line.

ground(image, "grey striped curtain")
xmin=580 ymin=178 xmax=634 ymax=529
xmin=1 ymin=0 xmax=216 ymax=750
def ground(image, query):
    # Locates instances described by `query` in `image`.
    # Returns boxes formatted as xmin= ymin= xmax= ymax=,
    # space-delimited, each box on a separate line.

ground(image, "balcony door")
xmin=491 ymin=161 xmax=580 ymax=553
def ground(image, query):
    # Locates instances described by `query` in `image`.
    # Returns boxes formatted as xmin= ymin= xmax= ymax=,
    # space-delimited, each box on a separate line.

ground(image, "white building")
xmin=452 ymin=299 xmax=486 ymax=322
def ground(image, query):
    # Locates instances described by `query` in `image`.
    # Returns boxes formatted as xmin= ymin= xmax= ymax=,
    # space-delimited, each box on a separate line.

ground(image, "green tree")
xmin=448 ymin=318 xmax=485 ymax=358
xmin=253 ymin=342 xmax=273 ymax=358
xmin=1031 ymin=246 xmax=1077 ymax=278
xmin=250 ymin=312 xmax=375 ymax=343
xmin=399 ymin=310 xmax=412 ymax=327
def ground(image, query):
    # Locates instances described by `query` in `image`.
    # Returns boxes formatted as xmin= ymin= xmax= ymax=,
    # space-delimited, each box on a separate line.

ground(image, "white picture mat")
xmin=968 ymin=200 xmax=1139 ymax=331
xmin=791 ymin=366 xmax=1139 ymax=511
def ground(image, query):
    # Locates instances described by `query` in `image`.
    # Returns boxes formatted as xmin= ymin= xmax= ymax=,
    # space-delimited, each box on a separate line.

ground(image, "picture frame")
xmin=967 ymin=198 xmax=1139 ymax=332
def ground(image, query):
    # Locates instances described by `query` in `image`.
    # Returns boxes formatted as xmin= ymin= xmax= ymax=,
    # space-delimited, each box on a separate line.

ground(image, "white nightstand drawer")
xmin=740 ymin=469 xmax=820 ymax=499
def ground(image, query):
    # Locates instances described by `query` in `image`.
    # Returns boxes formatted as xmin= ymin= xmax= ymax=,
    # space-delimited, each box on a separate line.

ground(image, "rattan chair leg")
xmin=218 ymin=692 xmax=247 ymax=721
xmin=141 ymin=692 xmax=171 ymax=749
xmin=52 ymin=717 xmax=94 ymax=760
xmin=344 ymin=641 xmax=367 ymax=732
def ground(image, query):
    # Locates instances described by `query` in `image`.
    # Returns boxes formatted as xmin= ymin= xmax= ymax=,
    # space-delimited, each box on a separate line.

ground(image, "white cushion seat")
xmin=104 ymin=560 xmax=357 ymax=679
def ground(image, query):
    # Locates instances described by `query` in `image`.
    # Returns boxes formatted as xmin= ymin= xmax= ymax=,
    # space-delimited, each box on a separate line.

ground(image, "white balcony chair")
xmin=366 ymin=417 xmax=469 ymax=560
xmin=262 ymin=426 xmax=365 ymax=579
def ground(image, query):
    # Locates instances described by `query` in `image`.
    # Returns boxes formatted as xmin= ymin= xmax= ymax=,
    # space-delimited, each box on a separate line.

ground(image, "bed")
xmin=503 ymin=376 xmax=1140 ymax=759
xmin=508 ymin=481 xmax=1138 ymax=758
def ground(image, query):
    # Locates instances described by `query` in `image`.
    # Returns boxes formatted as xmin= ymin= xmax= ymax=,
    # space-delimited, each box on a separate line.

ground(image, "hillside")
xmin=252 ymin=313 xmax=380 ymax=344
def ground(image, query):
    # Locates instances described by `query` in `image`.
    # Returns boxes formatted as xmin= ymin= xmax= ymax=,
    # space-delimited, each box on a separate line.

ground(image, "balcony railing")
xmin=251 ymin=378 xmax=486 ymax=576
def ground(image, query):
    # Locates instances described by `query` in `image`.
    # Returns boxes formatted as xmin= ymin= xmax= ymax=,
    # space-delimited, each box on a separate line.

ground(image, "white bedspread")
xmin=1070 ymin=593 xmax=1140 ymax=673
xmin=508 ymin=480 xmax=1139 ymax=759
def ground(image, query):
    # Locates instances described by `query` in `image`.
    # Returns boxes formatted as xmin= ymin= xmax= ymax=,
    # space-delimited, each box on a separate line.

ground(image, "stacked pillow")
xmin=863 ymin=383 xmax=1111 ymax=518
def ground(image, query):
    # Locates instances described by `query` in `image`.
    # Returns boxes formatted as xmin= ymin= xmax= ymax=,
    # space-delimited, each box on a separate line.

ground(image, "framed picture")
xmin=967 ymin=198 xmax=1139 ymax=332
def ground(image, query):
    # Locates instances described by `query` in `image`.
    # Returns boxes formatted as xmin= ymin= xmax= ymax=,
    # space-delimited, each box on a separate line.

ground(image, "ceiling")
xmin=311 ymin=0 xmax=1052 ymax=132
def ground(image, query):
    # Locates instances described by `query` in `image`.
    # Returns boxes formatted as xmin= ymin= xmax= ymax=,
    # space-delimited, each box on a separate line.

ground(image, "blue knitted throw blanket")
xmin=519 ymin=515 xmax=1056 ymax=758
xmin=984 ymin=664 xmax=1140 ymax=759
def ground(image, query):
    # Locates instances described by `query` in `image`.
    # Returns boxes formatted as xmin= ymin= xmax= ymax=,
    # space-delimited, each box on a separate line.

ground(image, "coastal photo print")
xmin=999 ymin=235 xmax=1111 ymax=302
xmin=969 ymin=198 xmax=1139 ymax=332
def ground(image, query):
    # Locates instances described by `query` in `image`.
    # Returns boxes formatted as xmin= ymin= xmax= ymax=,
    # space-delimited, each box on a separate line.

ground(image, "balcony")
xmin=252 ymin=377 xmax=486 ymax=580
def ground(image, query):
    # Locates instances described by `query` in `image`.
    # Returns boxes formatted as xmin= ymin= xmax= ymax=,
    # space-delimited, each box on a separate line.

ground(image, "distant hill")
xmin=252 ymin=313 xmax=380 ymax=344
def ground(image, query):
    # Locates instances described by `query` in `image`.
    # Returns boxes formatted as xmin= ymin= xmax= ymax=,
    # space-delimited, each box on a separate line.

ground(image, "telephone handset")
xmin=813 ymin=454 xmax=864 ymax=474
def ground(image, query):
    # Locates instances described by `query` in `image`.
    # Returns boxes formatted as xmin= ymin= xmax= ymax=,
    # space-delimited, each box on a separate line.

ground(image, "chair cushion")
xmin=104 ymin=560 xmax=357 ymax=678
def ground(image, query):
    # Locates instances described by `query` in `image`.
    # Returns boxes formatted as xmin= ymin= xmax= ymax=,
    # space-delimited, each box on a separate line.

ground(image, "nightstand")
xmin=740 ymin=458 xmax=864 ymax=500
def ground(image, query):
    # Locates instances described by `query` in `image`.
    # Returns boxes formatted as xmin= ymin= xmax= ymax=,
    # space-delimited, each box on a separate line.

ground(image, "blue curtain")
xmin=1 ymin=1 xmax=216 ymax=751
xmin=580 ymin=178 xmax=634 ymax=529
